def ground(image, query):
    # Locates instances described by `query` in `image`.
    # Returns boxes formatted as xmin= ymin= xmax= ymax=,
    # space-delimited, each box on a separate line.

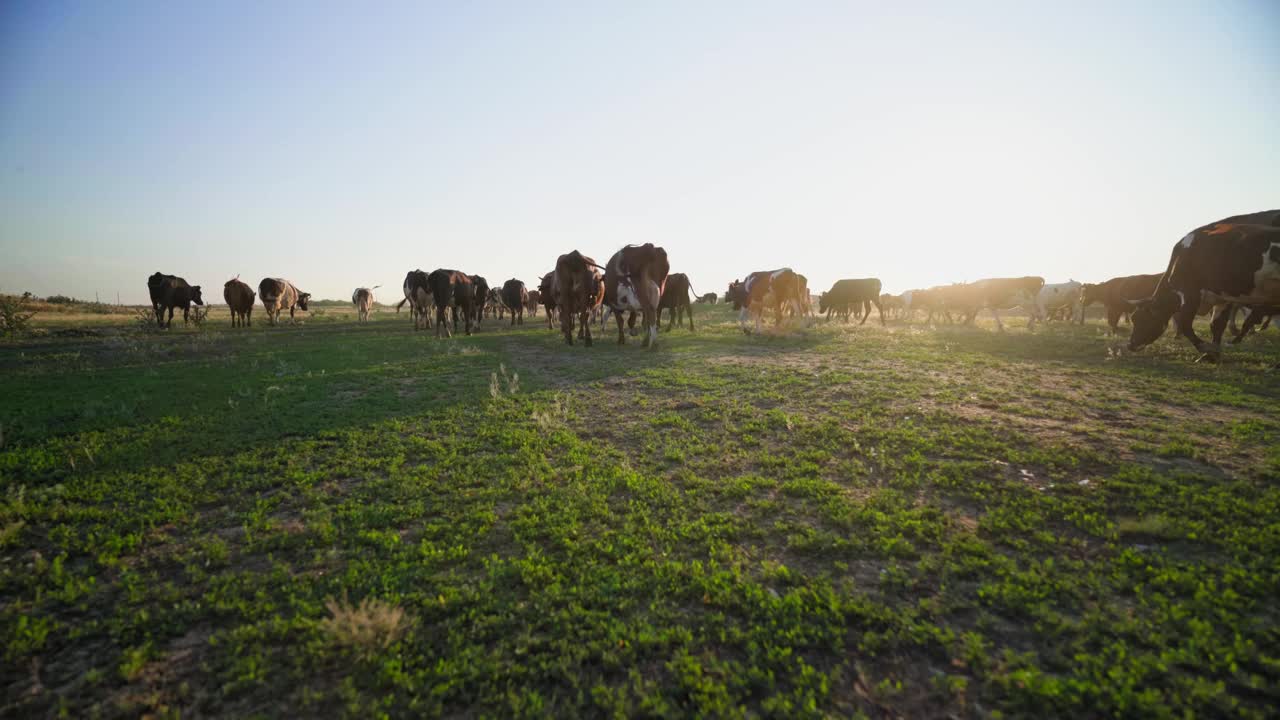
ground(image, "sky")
xmin=1 ymin=1 xmax=1278 ymax=304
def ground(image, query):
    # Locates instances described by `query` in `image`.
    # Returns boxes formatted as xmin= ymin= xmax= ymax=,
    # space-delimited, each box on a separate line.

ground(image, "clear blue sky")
xmin=2 ymin=1 xmax=1277 ymax=303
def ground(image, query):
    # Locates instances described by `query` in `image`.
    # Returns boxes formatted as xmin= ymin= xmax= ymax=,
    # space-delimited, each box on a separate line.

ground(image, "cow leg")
xmin=581 ymin=310 xmax=593 ymax=346
xmin=1169 ymin=297 xmax=1218 ymax=361
xmin=183 ymin=305 xmax=190 ymax=326
xmin=561 ymin=307 xmax=574 ymax=345
xmin=628 ymin=311 xmax=638 ymax=336
xmin=615 ymin=310 xmax=627 ymax=344
xmin=165 ymin=306 xmax=174 ymax=328
xmin=1229 ymin=307 xmax=1264 ymax=344
xmin=1105 ymin=306 xmax=1123 ymax=335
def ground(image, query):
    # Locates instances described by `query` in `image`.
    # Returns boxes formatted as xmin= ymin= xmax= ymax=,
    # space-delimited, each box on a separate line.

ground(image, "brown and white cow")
xmin=427 ymin=269 xmax=475 ymax=338
xmin=258 ymin=278 xmax=310 ymax=325
xmin=726 ymin=268 xmax=804 ymax=334
xmin=395 ymin=270 xmax=433 ymax=330
xmin=818 ymin=278 xmax=884 ymax=325
xmin=352 ymin=285 xmax=378 ymax=323
xmin=1129 ymin=221 xmax=1280 ymax=363
xmin=603 ymin=243 xmax=670 ymax=347
xmin=223 ymin=276 xmax=255 ymax=327
xmin=658 ymin=272 xmax=695 ymax=331
xmin=555 ymin=251 xmax=602 ymax=346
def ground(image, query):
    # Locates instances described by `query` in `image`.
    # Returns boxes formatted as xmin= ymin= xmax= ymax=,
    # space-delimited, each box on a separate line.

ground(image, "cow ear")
xmin=194 ymin=285 xmax=201 ymax=291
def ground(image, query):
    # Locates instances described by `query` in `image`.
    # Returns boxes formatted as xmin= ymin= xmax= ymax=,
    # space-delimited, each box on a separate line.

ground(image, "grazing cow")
xmin=554 ymin=251 xmax=602 ymax=346
xmin=147 ymin=272 xmax=203 ymax=328
xmin=818 ymin=278 xmax=884 ymax=325
xmin=465 ymin=275 xmax=489 ymax=328
xmin=258 ymin=278 xmax=310 ymax=325
xmin=223 ymin=276 xmax=255 ymax=327
xmin=352 ymin=286 xmax=378 ymax=323
xmin=603 ymin=243 xmax=670 ymax=347
xmin=538 ymin=273 xmax=558 ymax=329
xmin=659 ymin=272 xmax=695 ymax=331
xmin=879 ymin=293 xmax=904 ymax=319
xmin=1129 ymin=222 xmax=1280 ymax=362
xmin=501 ymin=279 xmax=529 ymax=326
xmin=395 ymin=270 xmax=433 ymax=330
xmin=727 ymin=268 xmax=804 ymax=334
xmin=427 ymin=269 xmax=475 ymax=338
xmin=1031 ymin=280 xmax=1082 ymax=327
xmin=1080 ymin=274 xmax=1162 ymax=333
xmin=696 ymin=292 xmax=718 ymax=304
xmin=526 ymin=289 xmax=540 ymax=317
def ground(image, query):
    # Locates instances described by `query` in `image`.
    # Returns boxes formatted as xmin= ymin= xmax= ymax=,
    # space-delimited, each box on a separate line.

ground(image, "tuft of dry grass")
xmin=318 ymin=594 xmax=412 ymax=656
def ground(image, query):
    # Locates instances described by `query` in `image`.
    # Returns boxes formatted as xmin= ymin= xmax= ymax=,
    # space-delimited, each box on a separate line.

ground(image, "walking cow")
xmin=258 ymin=278 xmax=311 ymax=325
xmin=555 ymin=251 xmax=602 ymax=346
xmin=223 ymin=276 xmax=256 ymax=327
xmin=659 ymin=272 xmax=695 ymax=331
xmin=427 ymin=269 xmax=475 ymax=338
xmin=1129 ymin=217 xmax=1280 ymax=364
xmin=352 ymin=286 xmax=378 ymax=323
xmin=603 ymin=243 xmax=669 ymax=347
xmin=501 ymin=279 xmax=529 ymax=326
xmin=147 ymin=272 xmax=204 ymax=328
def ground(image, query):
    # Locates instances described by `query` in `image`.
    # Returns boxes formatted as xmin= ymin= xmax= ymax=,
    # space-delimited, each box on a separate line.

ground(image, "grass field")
xmin=3 ymin=303 xmax=1279 ymax=718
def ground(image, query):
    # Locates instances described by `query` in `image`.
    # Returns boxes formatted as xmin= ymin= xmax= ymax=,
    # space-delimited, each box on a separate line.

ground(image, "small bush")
xmin=318 ymin=594 xmax=411 ymax=656
xmin=43 ymin=295 xmax=77 ymax=305
xmin=0 ymin=295 xmax=37 ymax=335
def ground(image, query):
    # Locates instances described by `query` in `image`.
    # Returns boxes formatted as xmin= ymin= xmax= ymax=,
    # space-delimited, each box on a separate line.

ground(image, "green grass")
xmin=2 ymin=306 xmax=1279 ymax=718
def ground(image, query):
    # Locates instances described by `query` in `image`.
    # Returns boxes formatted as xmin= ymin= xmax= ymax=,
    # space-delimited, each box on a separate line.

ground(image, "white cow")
xmin=352 ymin=285 xmax=379 ymax=323
xmin=1030 ymin=280 xmax=1083 ymax=328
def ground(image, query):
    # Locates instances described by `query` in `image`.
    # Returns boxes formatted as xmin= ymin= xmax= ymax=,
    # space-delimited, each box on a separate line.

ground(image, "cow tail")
xmin=395 ymin=297 xmax=408 ymax=313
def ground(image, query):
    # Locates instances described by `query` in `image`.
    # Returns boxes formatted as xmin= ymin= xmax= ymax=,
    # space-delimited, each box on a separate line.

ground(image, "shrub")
xmin=0 ymin=295 xmax=37 ymax=335
xmin=317 ymin=594 xmax=411 ymax=656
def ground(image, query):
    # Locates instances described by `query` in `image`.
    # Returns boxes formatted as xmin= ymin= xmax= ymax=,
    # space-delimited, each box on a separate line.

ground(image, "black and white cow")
xmin=1129 ymin=221 xmax=1280 ymax=363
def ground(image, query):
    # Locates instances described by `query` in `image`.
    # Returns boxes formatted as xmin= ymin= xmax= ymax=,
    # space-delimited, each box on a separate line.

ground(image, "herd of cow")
xmin=143 ymin=209 xmax=1279 ymax=364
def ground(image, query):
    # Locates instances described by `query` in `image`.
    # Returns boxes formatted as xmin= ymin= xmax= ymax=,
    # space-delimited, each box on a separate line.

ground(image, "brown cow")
xmin=258 ymin=278 xmax=310 ymax=325
xmin=941 ymin=277 xmax=1044 ymax=330
xmin=695 ymin=292 xmax=717 ymax=304
xmin=1079 ymin=273 xmax=1162 ymax=334
xmin=526 ymin=289 xmax=540 ymax=317
xmin=659 ymin=272 xmax=695 ymax=331
xmin=538 ymin=273 xmax=558 ymax=329
xmin=818 ymin=278 xmax=884 ymax=325
xmin=223 ymin=276 xmax=255 ymax=327
xmin=426 ymin=269 xmax=474 ymax=338
xmin=555 ymin=251 xmax=601 ymax=346
xmin=727 ymin=268 xmax=803 ymax=334
xmin=879 ymin=293 xmax=904 ymax=319
xmin=603 ymin=244 xmax=670 ymax=347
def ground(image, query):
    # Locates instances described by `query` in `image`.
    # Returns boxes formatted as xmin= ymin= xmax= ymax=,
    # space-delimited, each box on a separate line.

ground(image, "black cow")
xmin=147 ymin=272 xmax=204 ymax=328
xmin=659 ymin=273 xmax=695 ymax=331
xmin=427 ymin=269 xmax=475 ymax=338
xmin=1129 ymin=221 xmax=1280 ymax=363
xmin=501 ymin=279 xmax=528 ymax=326
xmin=819 ymin=278 xmax=884 ymax=325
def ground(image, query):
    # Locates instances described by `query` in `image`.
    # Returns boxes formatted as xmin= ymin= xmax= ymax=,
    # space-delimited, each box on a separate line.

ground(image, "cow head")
xmin=727 ymin=280 xmax=745 ymax=310
xmin=817 ymin=292 xmax=829 ymax=314
xmin=297 ymin=292 xmax=311 ymax=311
xmin=191 ymin=286 xmax=205 ymax=305
xmin=1126 ymin=291 xmax=1179 ymax=351
xmin=1079 ymin=283 xmax=1102 ymax=306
